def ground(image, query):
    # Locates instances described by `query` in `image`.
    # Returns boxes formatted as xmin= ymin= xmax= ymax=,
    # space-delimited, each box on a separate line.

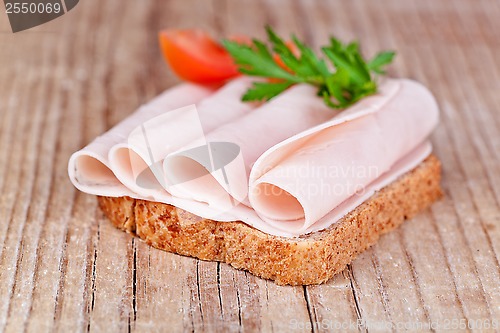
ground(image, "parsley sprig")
xmin=222 ymin=27 xmax=395 ymax=109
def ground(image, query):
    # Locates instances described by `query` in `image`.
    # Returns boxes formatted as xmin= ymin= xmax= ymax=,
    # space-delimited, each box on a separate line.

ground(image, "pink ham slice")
xmin=68 ymin=78 xmax=439 ymax=237
xmin=163 ymin=84 xmax=336 ymax=208
xmin=161 ymin=79 xmax=438 ymax=235
xmin=248 ymin=79 xmax=439 ymax=234
xmin=107 ymin=77 xmax=258 ymax=199
xmin=68 ymin=83 xmax=214 ymax=196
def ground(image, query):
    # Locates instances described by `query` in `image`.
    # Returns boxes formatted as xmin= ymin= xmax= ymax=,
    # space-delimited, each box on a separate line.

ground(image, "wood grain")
xmin=0 ymin=0 xmax=499 ymax=332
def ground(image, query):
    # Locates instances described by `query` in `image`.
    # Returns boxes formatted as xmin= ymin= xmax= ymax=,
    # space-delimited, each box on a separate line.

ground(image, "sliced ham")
xmin=68 ymin=78 xmax=439 ymax=237
xmin=68 ymin=83 xmax=214 ymax=197
xmin=107 ymin=77 xmax=257 ymax=199
xmin=163 ymin=84 xmax=336 ymax=208
xmin=248 ymin=79 xmax=438 ymax=234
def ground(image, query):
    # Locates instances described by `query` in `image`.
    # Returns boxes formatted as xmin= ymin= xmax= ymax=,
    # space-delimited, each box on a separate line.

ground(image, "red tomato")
xmin=158 ymin=29 xmax=240 ymax=84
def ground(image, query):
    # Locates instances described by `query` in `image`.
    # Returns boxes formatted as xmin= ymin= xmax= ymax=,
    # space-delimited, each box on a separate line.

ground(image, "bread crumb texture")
xmin=98 ymin=155 xmax=442 ymax=285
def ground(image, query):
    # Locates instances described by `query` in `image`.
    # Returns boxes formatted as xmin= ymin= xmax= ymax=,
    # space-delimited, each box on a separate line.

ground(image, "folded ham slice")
xmin=68 ymin=78 xmax=439 ymax=237
xmin=107 ymin=77 xmax=257 ymax=198
xmin=163 ymin=84 xmax=336 ymax=208
xmin=68 ymin=83 xmax=214 ymax=197
xmin=248 ymin=79 xmax=438 ymax=233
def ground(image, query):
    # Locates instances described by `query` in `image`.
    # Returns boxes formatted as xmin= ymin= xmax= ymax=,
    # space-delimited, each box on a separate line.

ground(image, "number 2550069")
xmin=5 ymin=2 xmax=62 ymax=14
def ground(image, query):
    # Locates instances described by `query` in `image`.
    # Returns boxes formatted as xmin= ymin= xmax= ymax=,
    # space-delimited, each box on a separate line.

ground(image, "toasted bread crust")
xmin=98 ymin=155 xmax=442 ymax=285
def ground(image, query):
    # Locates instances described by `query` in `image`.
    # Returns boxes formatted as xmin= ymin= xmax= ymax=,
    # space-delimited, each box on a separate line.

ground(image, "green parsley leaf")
xmin=368 ymin=51 xmax=396 ymax=74
xmin=242 ymin=81 xmax=294 ymax=102
xmin=222 ymin=26 xmax=396 ymax=109
xmin=222 ymin=39 xmax=300 ymax=82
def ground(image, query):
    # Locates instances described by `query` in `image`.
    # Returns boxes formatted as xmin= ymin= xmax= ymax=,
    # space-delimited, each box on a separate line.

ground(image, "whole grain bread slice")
xmin=98 ymin=155 xmax=442 ymax=285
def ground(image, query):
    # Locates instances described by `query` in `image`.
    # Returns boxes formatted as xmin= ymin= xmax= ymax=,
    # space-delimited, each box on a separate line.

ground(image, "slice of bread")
xmin=98 ymin=155 xmax=442 ymax=285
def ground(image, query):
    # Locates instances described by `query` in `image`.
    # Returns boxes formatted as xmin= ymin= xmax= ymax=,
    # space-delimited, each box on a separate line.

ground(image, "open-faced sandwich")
xmin=68 ymin=27 xmax=442 ymax=285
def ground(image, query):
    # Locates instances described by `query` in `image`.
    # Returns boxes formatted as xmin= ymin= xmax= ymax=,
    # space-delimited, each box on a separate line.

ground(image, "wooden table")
xmin=0 ymin=0 xmax=499 ymax=332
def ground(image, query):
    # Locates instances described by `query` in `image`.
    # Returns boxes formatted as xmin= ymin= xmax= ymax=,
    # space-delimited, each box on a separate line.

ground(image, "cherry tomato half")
xmin=159 ymin=29 xmax=240 ymax=84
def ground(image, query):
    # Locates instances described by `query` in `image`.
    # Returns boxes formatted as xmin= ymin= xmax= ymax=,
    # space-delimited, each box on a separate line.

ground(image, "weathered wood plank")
xmin=414 ymin=1 xmax=500 ymax=322
xmin=50 ymin=2 xmax=104 ymax=331
xmin=52 ymin=194 xmax=97 ymax=333
xmin=133 ymin=242 xmax=196 ymax=332
xmin=0 ymin=38 xmax=56 ymax=332
xmin=378 ymin=0 xmax=500 ymax=327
